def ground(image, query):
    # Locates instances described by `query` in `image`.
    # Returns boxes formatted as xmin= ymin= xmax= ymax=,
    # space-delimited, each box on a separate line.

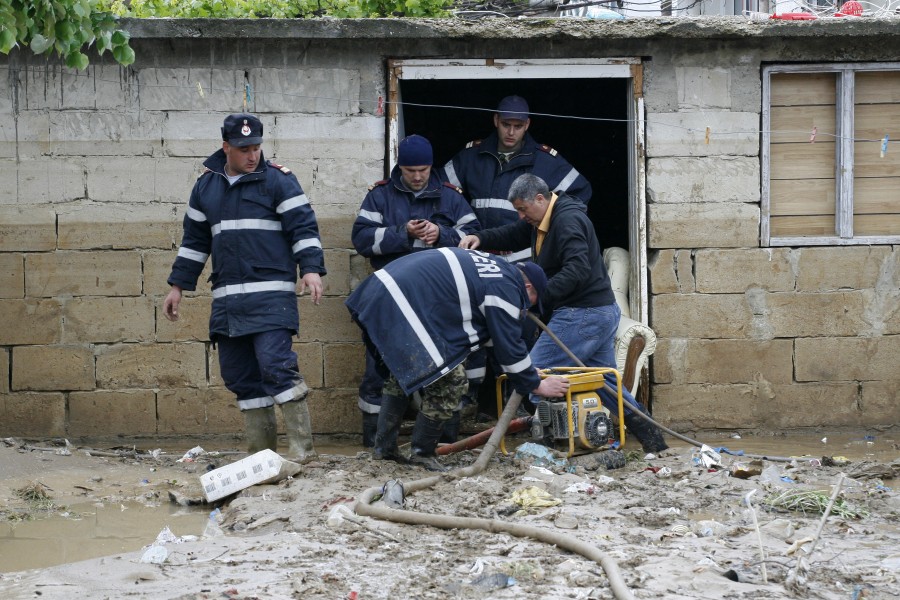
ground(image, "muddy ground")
xmin=0 ymin=431 xmax=898 ymax=600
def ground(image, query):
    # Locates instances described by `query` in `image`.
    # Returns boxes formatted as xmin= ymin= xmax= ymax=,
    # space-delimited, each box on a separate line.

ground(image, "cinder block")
xmin=298 ymin=296 xmax=361 ymax=343
xmin=272 ymin=115 xmax=384 ymax=162
xmin=157 ymin=388 xmax=242 ymax=435
xmin=25 ymin=251 xmax=143 ymax=297
xmin=796 ymin=335 xmax=900 ymax=382
xmin=143 ymin=250 xmax=212 ymax=298
xmin=653 ymin=338 xmax=793 ymax=385
xmin=0 ymin=392 xmax=66 ymax=436
xmin=796 ymin=246 xmax=892 ymax=292
xmin=316 ymin=214 xmax=356 ymax=250
xmin=58 ymin=203 xmax=180 ymax=250
xmin=14 ymin=111 xmax=51 ymax=159
xmin=96 ymin=342 xmax=207 ymax=389
xmin=0 ymin=253 xmax=24 ymax=298
xmin=646 ymin=111 xmax=759 ymax=158
xmin=16 ymin=158 xmax=85 ymax=204
xmin=0 ymin=207 xmax=57 ymax=251
xmin=324 ymin=343 xmax=365 ymax=389
xmin=0 ymin=348 xmax=8 ymax=393
xmin=695 ymin=248 xmax=794 ymax=293
xmin=860 ymin=381 xmax=900 ymax=426
xmin=252 ymin=68 xmax=360 ymax=114
xmin=12 ymin=345 xmax=95 ymax=391
xmin=48 ymin=110 xmax=164 ymax=157
xmin=323 ymin=250 xmax=351 ymax=296
xmin=306 ymin=387 xmax=359 ymax=434
xmin=676 ymin=67 xmax=732 ymax=110
xmin=85 ymin=156 xmax=163 ymax=203
xmin=135 ymin=69 xmax=233 ymax=112
xmin=676 ymin=250 xmax=695 ymax=293
xmin=295 ymin=158 xmax=384 ymax=215
xmin=649 ymin=250 xmax=678 ymax=294
xmin=350 ymin=253 xmax=375 ymax=291
xmin=647 ymin=156 xmax=759 ymax=203
xmin=765 ymin=291 xmax=870 ymax=338
xmin=162 ymin=112 xmax=230 ymax=158
xmin=155 ymin=297 xmax=211 ymax=342
xmin=0 ymin=299 xmax=62 ymax=344
xmin=68 ymin=390 xmax=157 ymax=436
xmin=63 ymin=296 xmax=156 ymax=343
xmin=155 ymin=158 xmax=203 ymax=204
xmin=649 ymin=202 xmax=760 ymax=249
xmin=651 ymin=294 xmax=751 ymax=339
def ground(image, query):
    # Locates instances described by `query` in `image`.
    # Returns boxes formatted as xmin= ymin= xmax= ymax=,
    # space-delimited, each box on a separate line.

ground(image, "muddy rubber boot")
xmin=243 ymin=406 xmax=277 ymax=453
xmin=280 ymin=400 xmax=318 ymax=463
xmin=361 ymin=411 xmax=379 ymax=448
xmin=374 ymin=394 xmax=410 ymax=464
xmin=624 ymin=410 xmax=669 ymax=454
xmin=439 ymin=410 xmax=461 ymax=444
xmin=409 ymin=412 xmax=449 ymax=472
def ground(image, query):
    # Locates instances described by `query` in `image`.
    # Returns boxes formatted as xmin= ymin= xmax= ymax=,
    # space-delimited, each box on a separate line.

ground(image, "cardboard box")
xmin=200 ymin=449 xmax=300 ymax=502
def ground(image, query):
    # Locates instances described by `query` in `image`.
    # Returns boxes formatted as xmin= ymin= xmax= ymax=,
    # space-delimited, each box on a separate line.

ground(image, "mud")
xmin=0 ymin=433 xmax=898 ymax=599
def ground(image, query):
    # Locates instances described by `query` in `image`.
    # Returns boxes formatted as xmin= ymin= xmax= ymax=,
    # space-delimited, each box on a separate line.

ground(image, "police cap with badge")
xmin=222 ymin=113 xmax=263 ymax=147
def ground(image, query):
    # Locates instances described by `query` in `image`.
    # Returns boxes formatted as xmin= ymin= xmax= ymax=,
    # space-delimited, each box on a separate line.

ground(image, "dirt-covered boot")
xmin=624 ymin=410 xmax=669 ymax=454
xmin=373 ymin=394 xmax=410 ymax=464
xmin=361 ymin=411 xmax=379 ymax=448
xmin=243 ymin=406 xmax=277 ymax=453
xmin=439 ymin=410 xmax=461 ymax=444
xmin=409 ymin=412 xmax=449 ymax=472
xmin=280 ymin=400 xmax=317 ymax=463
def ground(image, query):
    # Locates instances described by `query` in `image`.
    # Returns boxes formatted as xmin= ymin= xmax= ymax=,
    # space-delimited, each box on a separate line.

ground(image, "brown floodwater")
xmin=0 ymin=432 xmax=895 ymax=573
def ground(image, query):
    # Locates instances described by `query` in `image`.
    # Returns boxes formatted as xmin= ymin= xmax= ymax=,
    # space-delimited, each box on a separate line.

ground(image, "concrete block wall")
xmin=645 ymin=56 xmax=900 ymax=432
xmin=0 ymin=50 xmax=381 ymax=440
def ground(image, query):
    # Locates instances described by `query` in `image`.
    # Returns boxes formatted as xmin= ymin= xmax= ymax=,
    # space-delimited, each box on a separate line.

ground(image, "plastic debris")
xmin=509 ymin=486 xmax=562 ymax=513
xmin=693 ymin=445 xmax=723 ymax=469
xmin=140 ymin=545 xmax=168 ymax=564
xmin=177 ymin=446 xmax=205 ymax=463
xmin=381 ymin=479 xmax=405 ymax=509
xmin=731 ymin=460 xmax=763 ymax=479
xmin=514 ymin=442 xmax=568 ymax=468
xmin=471 ymin=572 xmax=515 ymax=591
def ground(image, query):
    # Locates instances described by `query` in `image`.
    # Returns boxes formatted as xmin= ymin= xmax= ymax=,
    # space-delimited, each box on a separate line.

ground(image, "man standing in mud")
xmin=163 ymin=113 xmax=326 ymax=462
xmin=345 ymin=247 xmax=570 ymax=471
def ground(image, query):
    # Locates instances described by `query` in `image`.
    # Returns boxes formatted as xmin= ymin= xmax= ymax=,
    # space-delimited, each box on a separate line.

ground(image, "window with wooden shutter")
xmin=762 ymin=64 xmax=900 ymax=246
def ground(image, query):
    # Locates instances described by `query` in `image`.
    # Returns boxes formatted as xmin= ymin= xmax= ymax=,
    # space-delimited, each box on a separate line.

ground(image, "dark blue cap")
xmin=517 ymin=261 xmax=548 ymax=314
xmin=222 ymin=113 xmax=263 ymax=147
xmin=398 ymin=134 xmax=433 ymax=166
xmin=497 ymin=95 xmax=530 ymax=121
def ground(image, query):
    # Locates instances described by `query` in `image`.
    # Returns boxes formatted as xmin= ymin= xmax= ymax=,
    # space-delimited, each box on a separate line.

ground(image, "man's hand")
xmin=299 ymin=273 xmax=323 ymax=305
xmin=407 ymin=219 xmax=438 ymax=245
xmin=459 ymin=234 xmax=481 ymax=250
xmin=163 ymin=286 xmax=183 ymax=322
xmin=534 ymin=375 xmax=570 ymax=398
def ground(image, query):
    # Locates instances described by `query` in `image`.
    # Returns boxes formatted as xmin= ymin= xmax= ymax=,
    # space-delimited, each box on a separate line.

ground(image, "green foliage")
xmin=0 ymin=0 xmax=134 ymax=69
xmin=105 ymin=0 xmax=451 ymax=19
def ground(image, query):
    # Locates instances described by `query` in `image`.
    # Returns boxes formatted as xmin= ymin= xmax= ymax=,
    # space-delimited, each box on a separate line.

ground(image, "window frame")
xmin=761 ymin=62 xmax=900 ymax=246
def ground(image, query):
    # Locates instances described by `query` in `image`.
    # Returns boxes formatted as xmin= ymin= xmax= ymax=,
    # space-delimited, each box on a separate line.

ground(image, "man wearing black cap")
xmin=163 ymin=113 xmax=327 ymax=462
xmin=442 ymin=95 xmax=592 ymax=263
xmin=460 ymin=173 xmax=668 ymax=454
xmin=351 ymin=134 xmax=480 ymax=448
xmin=346 ymin=247 xmax=570 ymax=471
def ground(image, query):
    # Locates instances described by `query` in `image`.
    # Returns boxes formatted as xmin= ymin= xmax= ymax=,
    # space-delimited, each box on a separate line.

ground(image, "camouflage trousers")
xmin=382 ymin=363 xmax=468 ymax=421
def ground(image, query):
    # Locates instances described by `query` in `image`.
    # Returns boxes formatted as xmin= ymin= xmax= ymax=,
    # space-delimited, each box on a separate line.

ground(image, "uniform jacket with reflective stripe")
xmin=167 ymin=149 xmax=326 ymax=338
xmin=441 ymin=131 xmax=592 ymax=232
xmin=474 ymin=194 xmax=615 ymax=313
xmin=351 ymin=167 xmax=481 ymax=271
xmin=345 ymin=247 xmax=541 ymax=396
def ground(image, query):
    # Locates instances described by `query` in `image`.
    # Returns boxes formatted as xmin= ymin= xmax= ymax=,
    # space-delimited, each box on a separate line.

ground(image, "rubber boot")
xmin=373 ymin=394 xmax=410 ymax=464
xmin=439 ymin=410 xmax=461 ymax=444
xmin=243 ymin=406 xmax=277 ymax=453
xmin=409 ymin=412 xmax=449 ymax=472
xmin=280 ymin=400 xmax=318 ymax=463
xmin=624 ymin=410 xmax=669 ymax=454
xmin=361 ymin=411 xmax=379 ymax=448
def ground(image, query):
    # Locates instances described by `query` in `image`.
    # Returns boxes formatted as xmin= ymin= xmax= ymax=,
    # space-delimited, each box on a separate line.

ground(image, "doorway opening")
xmin=387 ymin=59 xmax=647 ymax=321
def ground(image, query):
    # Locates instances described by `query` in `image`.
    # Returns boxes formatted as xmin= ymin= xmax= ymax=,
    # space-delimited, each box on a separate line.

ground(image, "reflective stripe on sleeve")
xmin=212 ymin=280 xmax=297 ymax=299
xmin=211 ymin=219 xmax=282 ymax=236
xmin=276 ymin=194 xmax=310 ymax=214
xmin=292 ymin=238 xmax=322 ymax=254
xmin=177 ymin=247 xmax=209 ymax=263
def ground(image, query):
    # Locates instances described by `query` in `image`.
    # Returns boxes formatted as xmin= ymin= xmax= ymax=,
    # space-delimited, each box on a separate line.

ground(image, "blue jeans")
xmin=529 ymin=304 xmax=643 ymax=417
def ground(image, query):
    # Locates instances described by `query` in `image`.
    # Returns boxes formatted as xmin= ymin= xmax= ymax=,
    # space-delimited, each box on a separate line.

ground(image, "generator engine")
xmin=532 ymin=390 xmax=614 ymax=452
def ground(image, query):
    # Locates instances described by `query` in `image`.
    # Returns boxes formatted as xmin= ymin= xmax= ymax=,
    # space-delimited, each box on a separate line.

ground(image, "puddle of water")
xmin=668 ymin=432 xmax=899 ymax=463
xmin=0 ymin=500 xmax=207 ymax=573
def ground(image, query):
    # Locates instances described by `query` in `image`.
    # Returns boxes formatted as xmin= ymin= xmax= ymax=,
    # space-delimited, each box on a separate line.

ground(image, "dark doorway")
xmin=397 ymin=77 xmax=631 ymax=251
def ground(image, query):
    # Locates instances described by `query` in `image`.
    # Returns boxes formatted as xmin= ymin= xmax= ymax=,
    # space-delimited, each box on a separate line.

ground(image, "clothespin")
xmin=376 ymin=96 xmax=384 ymax=116
xmin=881 ymin=134 xmax=889 ymax=158
xmin=705 ymin=126 xmax=711 ymax=145
xmin=809 ymin=126 xmax=817 ymax=143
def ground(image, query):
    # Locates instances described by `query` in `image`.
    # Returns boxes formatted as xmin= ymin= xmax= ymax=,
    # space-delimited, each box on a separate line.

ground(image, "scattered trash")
xmin=692 ymin=519 xmax=727 ymax=538
xmin=759 ymin=465 xmax=784 ymax=485
xmin=693 ymin=445 xmax=723 ymax=469
xmin=177 ymin=446 xmax=205 ymax=463
xmin=731 ymin=460 xmax=763 ymax=479
xmin=595 ymin=475 xmax=616 ymax=486
xmin=471 ymin=572 xmax=515 ymax=591
xmin=563 ymin=480 xmax=595 ymax=494
xmin=54 ymin=439 xmax=73 ymax=456
xmin=508 ymin=486 xmax=562 ymax=514
xmin=139 ymin=544 xmax=168 ymax=564
xmin=203 ymin=508 xmax=224 ymax=538
xmin=669 ymin=524 xmax=692 ymax=537
xmin=553 ymin=513 xmax=579 ymax=529
xmin=821 ymin=437 xmax=828 ymax=444
xmin=381 ymin=479 xmax=404 ymax=509
xmin=514 ymin=442 xmax=567 ymax=468
xmin=326 ymin=503 xmax=356 ymax=529
xmin=764 ymin=489 xmax=869 ymax=519
xmin=200 ymin=449 xmax=302 ymax=502
xmin=656 ymin=466 xmax=673 ymax=479
xmin=731 ymin=433 xmax=742 ymax=439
